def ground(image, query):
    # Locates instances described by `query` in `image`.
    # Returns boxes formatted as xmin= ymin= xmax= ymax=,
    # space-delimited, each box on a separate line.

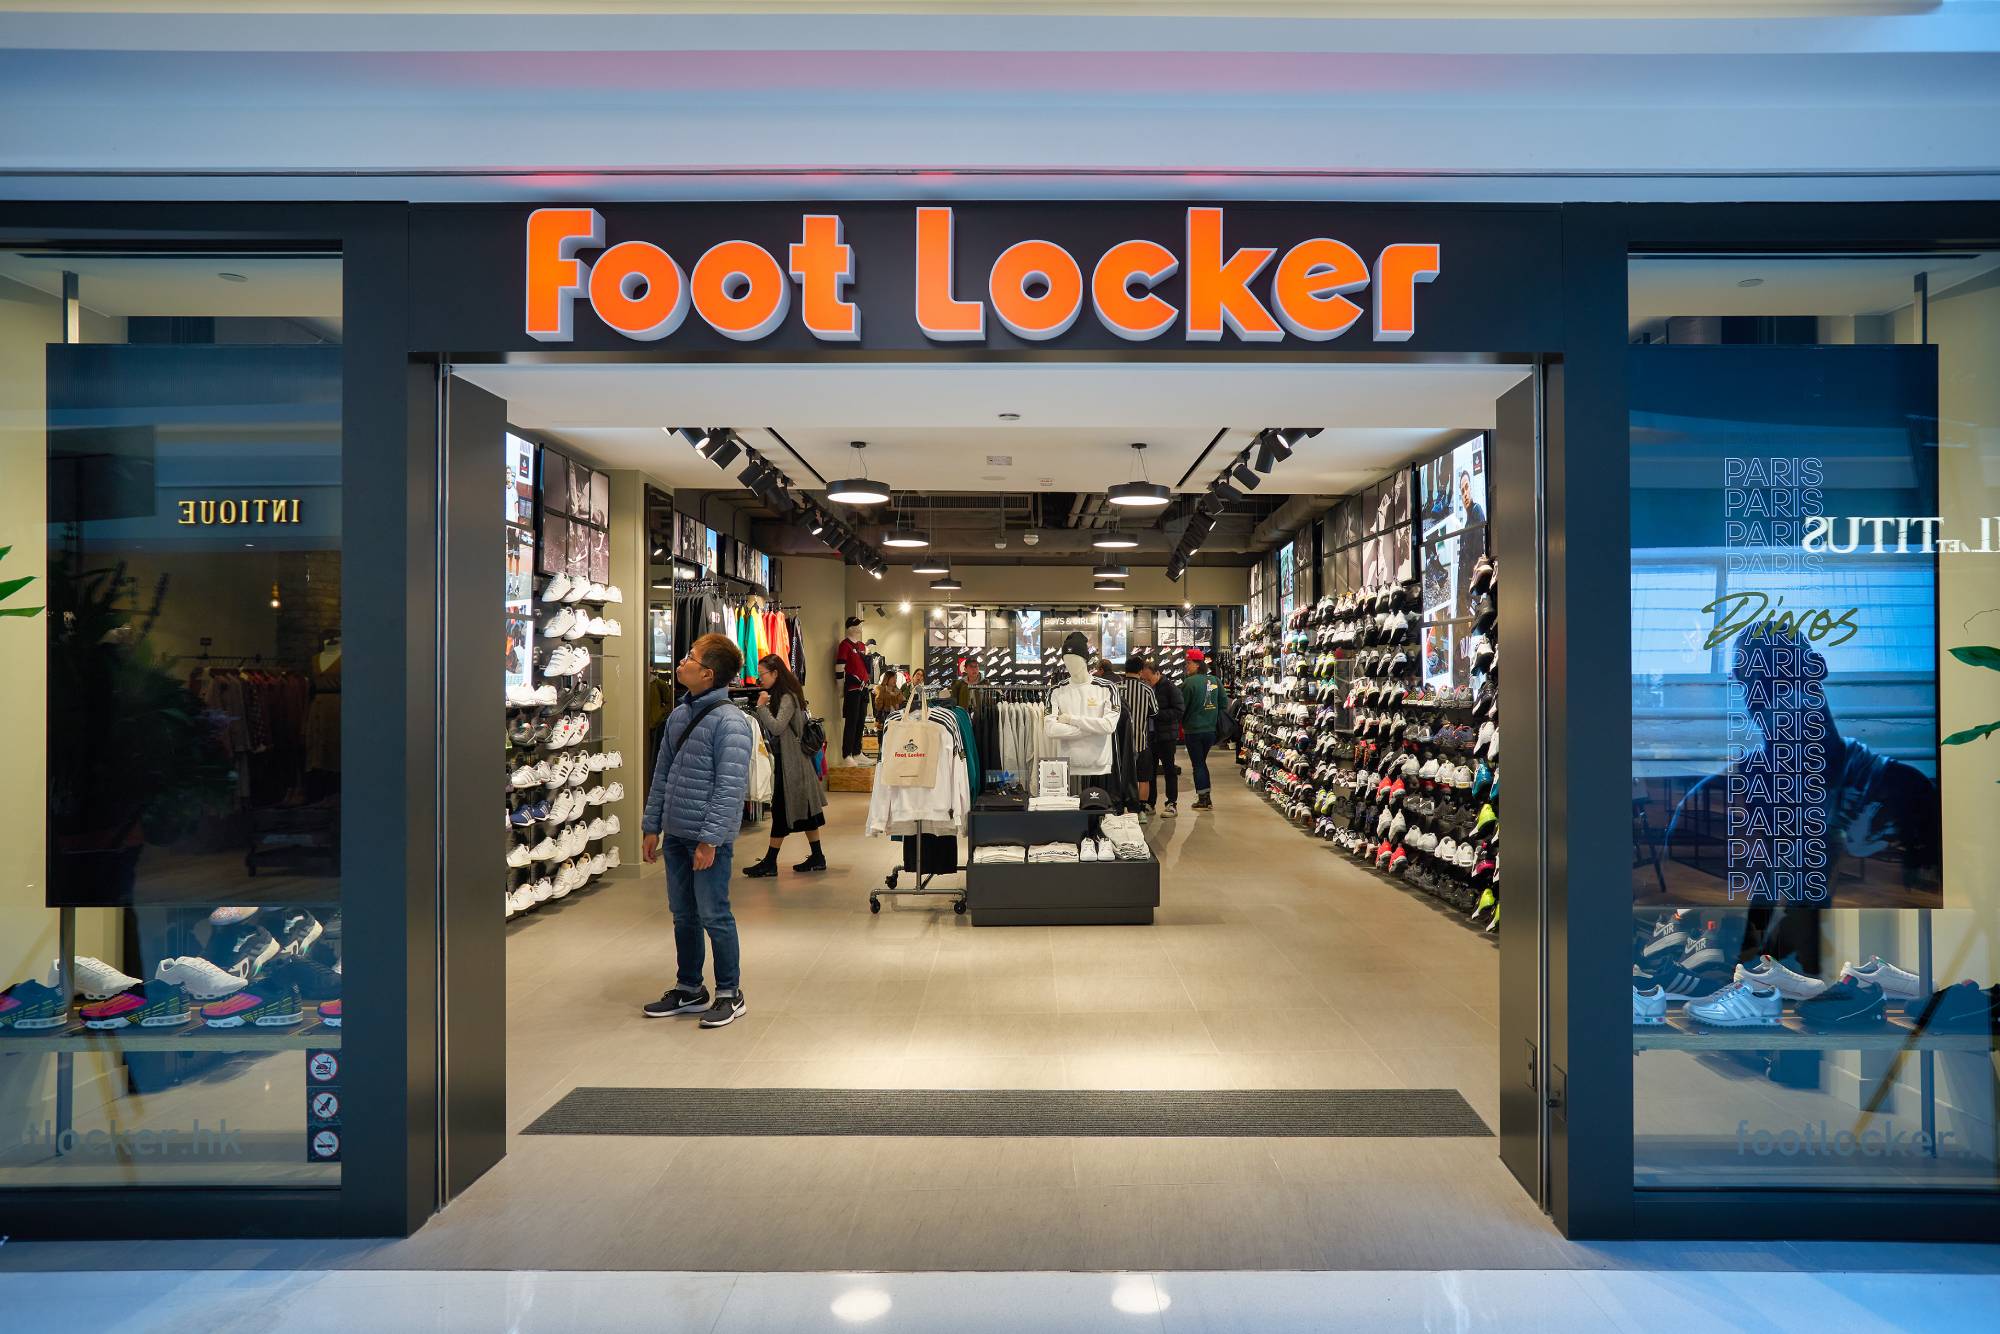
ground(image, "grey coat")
xmin=753 ymin=692 xmax=827 ymax=827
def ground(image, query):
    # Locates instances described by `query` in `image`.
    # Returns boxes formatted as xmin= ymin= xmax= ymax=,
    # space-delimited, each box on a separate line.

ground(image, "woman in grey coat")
xmin=743 ymin=653 xmax=828 ymax=876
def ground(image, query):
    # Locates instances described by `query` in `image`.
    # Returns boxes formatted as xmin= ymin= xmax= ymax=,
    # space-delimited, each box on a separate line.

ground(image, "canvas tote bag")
xmin=879 ymin=714 xmax=942 ymax=788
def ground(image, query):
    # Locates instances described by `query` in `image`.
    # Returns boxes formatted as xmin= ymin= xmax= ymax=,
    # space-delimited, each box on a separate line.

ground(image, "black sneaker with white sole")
xmin=643 ymin=985 xmax=710 ymax=1018
xmin=699 ymin=989 xmax=746 ymax=1028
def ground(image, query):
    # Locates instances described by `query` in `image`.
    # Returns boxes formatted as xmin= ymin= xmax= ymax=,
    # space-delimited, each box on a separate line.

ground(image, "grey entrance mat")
xmin=524 ymin=1088 xmax=1492 ymax=1138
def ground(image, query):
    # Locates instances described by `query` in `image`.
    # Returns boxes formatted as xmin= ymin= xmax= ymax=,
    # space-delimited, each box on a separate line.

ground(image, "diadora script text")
xmin=524 ymin=207 xmax=1440 ymax=345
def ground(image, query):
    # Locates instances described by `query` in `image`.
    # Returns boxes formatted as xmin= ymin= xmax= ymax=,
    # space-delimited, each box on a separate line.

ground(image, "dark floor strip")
xmin=525 ymin=1087 xmax=1493 ymax=1138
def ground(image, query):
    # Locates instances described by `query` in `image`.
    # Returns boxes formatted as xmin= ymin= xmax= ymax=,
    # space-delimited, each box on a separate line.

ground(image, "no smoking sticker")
xmin=310 ymin=1129 xmax=342 ymax=1162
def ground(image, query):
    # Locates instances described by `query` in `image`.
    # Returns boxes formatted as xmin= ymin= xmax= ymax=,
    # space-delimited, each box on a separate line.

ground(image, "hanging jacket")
xmin=1044 ymin=676 xmax=1121 ymax=775
xmin=865 ymin=705 xmax=970 ymax=835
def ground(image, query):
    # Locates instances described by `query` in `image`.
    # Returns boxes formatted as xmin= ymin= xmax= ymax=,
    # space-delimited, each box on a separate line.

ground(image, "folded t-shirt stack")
xmin=1028 ymin=841 xmax=1080 ymax=864
xmin=1096 ymin=814 xmax=1151 ymax=861
xmin=972 ymin=843 xmax=1027 ymax=864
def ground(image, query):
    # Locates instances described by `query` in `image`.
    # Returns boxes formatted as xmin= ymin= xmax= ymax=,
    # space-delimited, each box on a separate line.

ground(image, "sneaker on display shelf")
xmin=606 ymin=846 xmax=622 ymax=868
xmin=586 ymin=817 xmax=609 ymax=840
xmin=562 ymin=579 xmax=589 ymax=604
xmin=318 ymin=998 xmax=343 ymax=1027
xmin=606 ymin=814 xmax=622 ymax=836
xmin=1632 ymin=985 xmax=1667 ymax=1026
xmin=274 ymin=909 xmax=323 ymax=958
xmin=1685 ymin=981 xmax=1782 ymax=1028
xmin=506 ymin=683 xmax=537 ymax=707
xmin=533 ymin=683 xmax=560 ymax=706
xmin=541 ymin=574 xmax=571 ymax=603
xmin=1842 ymin=956 xmax=1924 ymax=1000
xmin=258 ymin=955 xmax=343 ymax=1003
xmin=583 ymin=687 xmax=604 ymax=711
xmin=211 ymin=924 xmax=281 ymax=980
xmin=0 ymin=974 xmax=70 ymax=1031
xmin=510 ymin=765 xmax=540 ymax=789
xmin=563 ymin=616 xmax=592 ymax=642
xmin=208 ymin=906 xmax=260 ymax=926
xmin=202 ymin=985 xmax=305 ymax=1029
xmin=529 ymin=837 xmax=558 ymax=861
xmin=531 ymin=877 xmax=556 ymax=903
xmin=1905 ymin=980 xmax=2000 ymax=1032
xmin=583 ymin=582 xmax=608 ymax=602
xmin=589 ymin=852 xmax=608 ymax=876
xmin=156 ymin=956 xmax=249 ymax=1000
xmin=80 ymin=982 xmax=194 ymax=1031
xmin=605 ymin=783 xmax=624 ymax=803
xmin=1733 ymin=955 xmax=1829 ymax=1001
xmin=603 ymin=585 xmax=623 ymax=603
xmin=603 ymin=619 xmax=622 ymax=637
xmin=62 ymin=956 xmax=143 ymax=1000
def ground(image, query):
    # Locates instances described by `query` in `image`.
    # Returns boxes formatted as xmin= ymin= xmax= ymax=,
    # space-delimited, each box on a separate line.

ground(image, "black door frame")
xmin=5 ymin=197 xmax=1995 ymax=1243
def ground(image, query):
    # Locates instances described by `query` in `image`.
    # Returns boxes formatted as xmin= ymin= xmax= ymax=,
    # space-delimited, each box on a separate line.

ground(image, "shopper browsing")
xmin=743 ymin=653 xmax=828 ymax=877
xmin=836 ymin=617 xmax=872 ymax=764
xmin=1180 ymin=649 xmax=1225 ymax=811
xmin=950 ymin=656 xmax=981 ymax=710
xmin=640 ymin=631 xmax=755 ymax=1029
xmin=1135 ymin=658 xmax=1185 ymax=817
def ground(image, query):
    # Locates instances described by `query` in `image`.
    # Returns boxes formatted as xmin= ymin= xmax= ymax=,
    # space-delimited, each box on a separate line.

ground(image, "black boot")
xmin=794 ymin=847 xmax=827 ymax=873
xmin=742 ymin=851 xmax=779 ymax=878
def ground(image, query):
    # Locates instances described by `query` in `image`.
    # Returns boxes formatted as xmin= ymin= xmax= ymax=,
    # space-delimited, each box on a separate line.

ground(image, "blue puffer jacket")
xmin=642 ymin=685 xmax=755 ymax=847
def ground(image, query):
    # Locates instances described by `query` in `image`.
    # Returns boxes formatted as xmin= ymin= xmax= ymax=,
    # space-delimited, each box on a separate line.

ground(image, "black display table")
xmin=964 ymin=806 xmax=1161 ymax=927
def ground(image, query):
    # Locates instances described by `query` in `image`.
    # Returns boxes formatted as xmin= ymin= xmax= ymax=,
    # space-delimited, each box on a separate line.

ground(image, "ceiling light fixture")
xmin=1092 ymin=528 xmax=1138 ymax=550
xmin=911 ymin=553 xmax=950 ymax=575
xmin=1091 ymin=561 xmax=1130 ymax=580
xmin=882 ymin=505 xmax=930 ymax=548
xmin=1230 ymin=457 xmax=1262 ymax=491
xmin=826 ymin=440 xmax=891 ymax=506
xmin=705 ymin=430 xmax=741 ymax=469
xmin=1106 ymin=442 xmax=1170 ymax=508
xmin=929 ymin=571 xmax=963 ymax=591
xmin=898 ymin=600 xmax=912 ymax=614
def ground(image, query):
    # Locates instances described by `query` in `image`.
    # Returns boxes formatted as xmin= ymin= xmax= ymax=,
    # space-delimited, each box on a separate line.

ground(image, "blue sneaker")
xmin=510 ymin=805 xmax=537 ymax=827
xmin=527 ymin=801 xmax=552 ymax=822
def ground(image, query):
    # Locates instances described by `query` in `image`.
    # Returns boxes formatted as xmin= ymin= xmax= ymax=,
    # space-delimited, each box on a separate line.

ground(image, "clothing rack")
xmin=873 ymin=683 xmax=969 ymax=916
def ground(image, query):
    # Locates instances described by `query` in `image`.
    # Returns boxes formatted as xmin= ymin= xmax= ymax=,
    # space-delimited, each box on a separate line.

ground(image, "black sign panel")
xmin=410 ymin=202 xmax=1558 ymax=356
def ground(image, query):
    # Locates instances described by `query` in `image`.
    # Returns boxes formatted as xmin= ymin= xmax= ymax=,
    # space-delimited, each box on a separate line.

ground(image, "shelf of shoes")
xmin=0 ymin=1019 xmax=341 ymax=1054
xmin=1229 ymin=617 xmax=1287 ymax=788
xmin=505 ymin=573 xmax=630 ymax=921
xmin=1633 ymin=1010 xmax=1996 ymax=1053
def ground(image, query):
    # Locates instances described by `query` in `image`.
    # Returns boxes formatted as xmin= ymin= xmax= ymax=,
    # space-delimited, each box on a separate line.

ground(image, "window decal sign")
xmin=525 ymin=206 xmax=1440 ymax=348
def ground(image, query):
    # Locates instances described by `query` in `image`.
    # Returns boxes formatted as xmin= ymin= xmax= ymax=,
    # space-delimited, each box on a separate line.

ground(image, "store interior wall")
xmin=602 ymin=469 xmax=649 ymax=867
xmin=780 ymin=552 xmax=850 ymax=727
xmin=0 ymin=274 xmax=123 ymax=1117
xmin=849 ymin=565 xmax=1250 ymax=674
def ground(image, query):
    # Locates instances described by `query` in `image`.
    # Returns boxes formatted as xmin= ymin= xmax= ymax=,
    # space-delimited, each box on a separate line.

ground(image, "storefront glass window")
xmin=0 ymin=251 xmax=345 ymax=1188
xmin=1629 ymin=253 xmax=2000 ymax=1191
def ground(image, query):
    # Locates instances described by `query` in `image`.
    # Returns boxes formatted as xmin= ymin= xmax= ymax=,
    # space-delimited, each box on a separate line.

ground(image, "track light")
xmin=680 ymin=427 xmax=711 ymax=453
xmin=1230 ymin=457 xmax=1262 ymax=491
xmin=1106 ymin=442 xmax=1171 ymax=508
xmin=737 ymin=457 xmax=770 ymax=490
xmin=704 ymin=430 xmax=741 ymax=469
xmin=827 ymin=440 xmax=891 ymax=506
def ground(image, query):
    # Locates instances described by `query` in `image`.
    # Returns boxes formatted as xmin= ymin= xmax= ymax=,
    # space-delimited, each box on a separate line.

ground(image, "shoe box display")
xmin=1629 ymin=910 xmax=1999 ymax=1036
xmin=506 ymin=569 xmax=628 ymax=921
xmin=0 ymin=905 xmax=343 ymax=1036
xmin=1236 ymin=559 xmax=1500 ymax=933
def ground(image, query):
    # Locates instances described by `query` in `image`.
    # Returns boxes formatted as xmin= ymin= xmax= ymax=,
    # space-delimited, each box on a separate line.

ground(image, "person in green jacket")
xmin=1180 ymin=649 xmax=1226 ymax=812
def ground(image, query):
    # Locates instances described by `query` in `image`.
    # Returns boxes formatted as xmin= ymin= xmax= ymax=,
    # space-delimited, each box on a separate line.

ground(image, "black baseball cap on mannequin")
xmin=1059 ymin=630 xmax=1091 ymax=659
xmin=845 ymin=617 xmax=863 ymax=631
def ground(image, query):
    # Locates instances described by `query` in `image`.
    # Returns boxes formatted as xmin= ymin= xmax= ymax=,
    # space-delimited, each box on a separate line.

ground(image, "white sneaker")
xmin=603 ymin=585 xmax=623 ymax=604
xmin=506 ymin=843 xmax=532 ymax=868
xmin=530 ymin=837 xmax=558 ymax=861
xmin=563 ymin=616 xmax=591 ymax=641
xmin=562 ymin=580 xmax=589 ymax=604
xmin=1734 ymin=955 xmax=1828 ymax=1000
xmin=585 ymin=785 xmax=606 ymax=807
xmin=156 ymin=956 xmax=248 ymax=1000
xmin=541 ymin=574 xmax=571 ymax=603
xmin=65 ymin=956 xmax=141 ymax=1000
xmin=606 ymin=814 xmax=621 ymax=836
xmin=589 ymin=853 xmax=608 ymax=876
xmin=583 ymin=582 xmax=608 ymax=602
xmin=1632 ymin=984 xmax=1667 ymax=1026
xmin=586 ymin=751 xmax=607 ymax=772
xmin=552 ymin=863 xmax=576 ymax=897
xmin=533 ymin=683 xmax=559 ymax=706
xmin=605 ymin=751 xmax=623 ymax=770
xmin=587 ymin=817 xmax=609 ymax=840
xmin=541 ymin=608 xmax=574 ymax=638
xmin=1843 ymin=957 xmax=1923 ymax=1000
xmin=547 ymin=755 xmax=573 ymax=785
xmin=582 ymin=687 xmax=604 ymax=712
xmin=506 ymin=683 xmax=537 ymax=707
xmin=510 ymin=765 xmax=540 ymax=789
xmin=568 ymin=765 xmax=590 ymax=788
xmin=605 ymin=782 xmax=625 ymax=803
xmin=602 ymin=619 xmax=622 ymax=637
xmin=532 ymin=877 xmax=555 ymax=903
xmin=607 ymin=845 xmax=622 ymax=868
xmin=1686 ymin=982 xmax=1782 ymax=1028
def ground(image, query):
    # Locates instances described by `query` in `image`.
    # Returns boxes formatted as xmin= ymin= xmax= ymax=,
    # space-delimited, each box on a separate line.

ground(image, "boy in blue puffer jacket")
xmin=641 ymin=632 xmax=756 ymax=1028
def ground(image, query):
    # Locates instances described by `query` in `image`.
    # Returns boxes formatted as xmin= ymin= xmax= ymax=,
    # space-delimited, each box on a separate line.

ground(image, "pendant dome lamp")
xmin=1091 ymin=560 xmax=1130 ymax=580
xmin=929 ymin=566 xmax=964 ymax=592
xmin=827 ymin=441 xmax=891 ymax=506
xmin=911 ymin=552 xmax=951 ymax=576
xmin=1106 ymin=442 xmax=1170 ymax=508
xmin=881 ymin=503 xmax=930 ymax=548
xmin=1091 ymin=527 xmax=1138 ymax=550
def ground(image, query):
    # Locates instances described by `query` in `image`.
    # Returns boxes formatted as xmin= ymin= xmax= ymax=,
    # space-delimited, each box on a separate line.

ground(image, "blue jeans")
xmin=1184 ymin=734 xmax=1215 ymax=795
xmin=663 ymin=834 xmax=739 ymax=992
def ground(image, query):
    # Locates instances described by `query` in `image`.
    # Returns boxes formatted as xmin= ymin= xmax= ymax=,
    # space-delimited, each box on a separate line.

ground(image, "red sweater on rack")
xmin=835 ymin=637 xmax=871 ymax=691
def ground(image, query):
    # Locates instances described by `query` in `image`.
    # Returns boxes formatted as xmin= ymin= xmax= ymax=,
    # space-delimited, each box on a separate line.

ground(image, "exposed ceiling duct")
xmin=1250 ymin=494 xmax=1342 ymax=549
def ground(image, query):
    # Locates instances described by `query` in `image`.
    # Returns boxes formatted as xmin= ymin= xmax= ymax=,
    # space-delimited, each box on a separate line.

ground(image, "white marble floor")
xmin=6 ymin=1265 xmax=2000 ymax=1333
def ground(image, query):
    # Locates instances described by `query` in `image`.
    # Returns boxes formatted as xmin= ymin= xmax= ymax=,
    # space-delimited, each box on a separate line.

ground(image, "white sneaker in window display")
xmin=551 ymin=863 xmax=576 ymax=898
xmin=586 ymin=817 xmax=608 ymax=840
xmin=532 ymin=683 xmax=559 ymax=706
xmin=585 ymin=785 xmax=606 ymax=807
xmin=1843 ymin=956 xmax=1923 ymax=1000
xmin=1734 ymin=954 xmax=1828 ymax=1000
xmin=547 ymin=755 xmax=573 ymax=785
xmin=1632 ymin=985 xmax=1667 ymax=1026
xmin=1686 ymin=981 xmax=1782 ymax=1028
xmin=605 ymin=751 xmax=623 ymax=770
xmin=506 ymin=683 xmax=536 ymax=707
xmin=64 ymin=956 xmax=141 ymax=1000
xmin=567 ymin=764 xmax=589 ymax=788
xmin=506 ymin=843 xmax=532 ymax=868
xmin=155 ymin=956 xmax=248 ymax=1000
xmin=541 ymin=573 xmax=571 ymax=603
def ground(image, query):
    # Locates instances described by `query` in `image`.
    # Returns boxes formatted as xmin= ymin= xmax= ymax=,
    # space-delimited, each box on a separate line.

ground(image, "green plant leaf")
xmin=1943 ymin=720 xmax=2000 ymax=746
xmin=0 ymin=545 xmax=12 ymax=560
xmin=0 ymin=606 xmax=41 ymax=617
xmin=0 ymin=575 xmax=33 ymax=601
xmin=1949 ymin=645 xmax=2000 ymax=672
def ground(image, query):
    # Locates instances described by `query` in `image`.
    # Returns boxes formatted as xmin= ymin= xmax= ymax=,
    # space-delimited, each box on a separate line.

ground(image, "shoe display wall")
xmin=507 ymin=445 xmax=626 ymax=922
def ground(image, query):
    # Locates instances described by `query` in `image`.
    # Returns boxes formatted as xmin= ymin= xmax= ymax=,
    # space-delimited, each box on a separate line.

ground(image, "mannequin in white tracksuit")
xmin=1045 ymin=650 xmax=1120 ymax=784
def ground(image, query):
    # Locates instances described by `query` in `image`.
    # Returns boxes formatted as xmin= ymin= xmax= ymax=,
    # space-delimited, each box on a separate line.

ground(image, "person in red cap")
xmin=1180 ymin=649 xmax=1225 ymax=811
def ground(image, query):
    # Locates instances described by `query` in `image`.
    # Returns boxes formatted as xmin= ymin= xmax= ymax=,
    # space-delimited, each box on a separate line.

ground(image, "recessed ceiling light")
xmin=217 ymin=271 xmax=248 ymax=283
xmin=1737 ymin=277 xmax=1765 ymax=288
